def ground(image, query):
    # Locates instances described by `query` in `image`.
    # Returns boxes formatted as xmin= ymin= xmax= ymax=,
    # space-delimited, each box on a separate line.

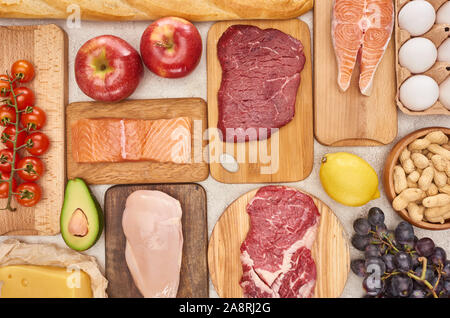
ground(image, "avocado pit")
xmin=68 ymin=209 xmax=89 ymax=237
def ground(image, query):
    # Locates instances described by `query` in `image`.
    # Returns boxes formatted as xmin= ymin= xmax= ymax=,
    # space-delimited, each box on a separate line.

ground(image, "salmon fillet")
xmin=72 ymin=117 xmax=191 ymax=164
xmin=332 ymin=0 xmax=394 ymax=96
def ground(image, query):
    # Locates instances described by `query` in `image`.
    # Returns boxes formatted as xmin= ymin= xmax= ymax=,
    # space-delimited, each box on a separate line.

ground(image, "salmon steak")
xmin=72 ymin=117 xmax=191 ymax=164
xmin=332 ymin=0 xmax=394 ymax=96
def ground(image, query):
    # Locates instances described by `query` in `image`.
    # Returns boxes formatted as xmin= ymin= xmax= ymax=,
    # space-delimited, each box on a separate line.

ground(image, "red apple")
xmin=140 ymin=17 xmax=202 ymax=78
xmin=75 ymin=35 xmax=143 ymax=102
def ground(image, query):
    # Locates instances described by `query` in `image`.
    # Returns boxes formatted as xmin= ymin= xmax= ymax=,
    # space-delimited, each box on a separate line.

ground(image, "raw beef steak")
xmin=217 ymin=25 xmax=306 ymax=142
xmin=240 ymin=186 xmax=320 ymax=298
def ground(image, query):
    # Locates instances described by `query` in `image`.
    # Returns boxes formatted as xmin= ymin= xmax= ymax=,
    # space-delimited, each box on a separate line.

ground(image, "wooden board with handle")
xmin=66 ymin=98 xmax=209 ymax=184
xmin=0 ymin=24 xmax=67 ymax=235
xmin=208 ymin=187 xmax=350 ymax=298
xmin=207 ymin=19 xmax=314 ymax=183
xmin=105 ymin=183 xmax=209 ymax=298
xmin=314 ymin=0 xmax=398 ymax=146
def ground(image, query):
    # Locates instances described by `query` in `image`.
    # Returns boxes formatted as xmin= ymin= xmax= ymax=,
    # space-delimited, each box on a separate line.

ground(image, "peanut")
xmin=431 ymin=155 xmax=447 ymax=172
xmin=407 ymin=202 xmax=424 ymax=222
xmin=393 ymin=188 xmax=425 ymax=211
xmin=427 ymin=144 xmax=450 ymax=160
xmin=426 ymin=183 xmax=439 ymax=196
xmin=411 ymin=153 xmax=430 ymax=169
xmin=434 ymin=169 xmax=448 ymax=188
xmin=425 ymin=131 xmax=449 ymax=145
xmin=402 ymin=158 xmax=415 ymax=174
xmin=418 ymin=166 xmax=434 ymax=191
xmin=409 ymin=138 xmax=431 ymax=151
xmin=422 ymin=194 xmax=450 ymax=208
xmin=439 ymin=184 xmax=450 ymax=195
xmin=407 ymin=171 xmax=420 ymax=183
xmin=424 ymin=205 xmax=450 ymax=219
xmin=393 ymin=165 xmax=407 ymax=194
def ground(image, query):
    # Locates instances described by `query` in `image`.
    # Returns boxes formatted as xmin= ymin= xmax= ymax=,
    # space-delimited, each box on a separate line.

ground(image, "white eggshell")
xmin=399 ymin=38 xmax=437 ymax=73
xmin=440 ymin=77 xmax=450 ymax=110
xmin=398 ymin=1 xmax=436 ymax=36
xmin=436 ymin=1 xmax=450 ymax=24
xmin=438 ymin=38 xmax=450 ymax=62
xmin=400 ymin=75 xmax=439 ymax=111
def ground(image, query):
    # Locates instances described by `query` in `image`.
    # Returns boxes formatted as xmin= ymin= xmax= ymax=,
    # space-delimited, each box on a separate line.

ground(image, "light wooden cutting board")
xmin=66 ymin=98 xmax=209 ymax=184
xmin=208 ymin=187 xmax=350 ymax=298
xmin=314 ymin=0 xmax=398 ymax=146
xmin=105 ymin=183 xmax=208 ymax=298
xmin=207 ymin=19 xmax=314 ymax=183
xmin=0 ymin=24 xmax=67 ymax=235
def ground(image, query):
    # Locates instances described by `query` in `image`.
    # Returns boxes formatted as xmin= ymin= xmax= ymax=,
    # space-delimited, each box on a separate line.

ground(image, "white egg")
xmin=439 ymin=77 xmax=450 ymax=110
xmin=436 ymin=1 xmax=450 ymax=24
xmin=398 ymin=1 xmax=436 ymax=36
xmin=400 ymin=75 xmax=440 ymax=111
xmin=399 ymin=38 xmax=437 ymax=73
xmin=438 ymin=38 xmax=450 ymax=62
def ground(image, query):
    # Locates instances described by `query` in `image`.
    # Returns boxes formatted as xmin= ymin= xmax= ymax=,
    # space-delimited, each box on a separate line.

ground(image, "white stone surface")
xmin=0 ymin=11 xmax=449 ymax=298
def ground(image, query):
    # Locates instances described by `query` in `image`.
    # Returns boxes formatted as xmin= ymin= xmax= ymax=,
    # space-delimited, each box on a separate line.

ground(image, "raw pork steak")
xmin=217 ymin=25 xmax=306 ymax=142
xmin=240 ymin=186 xmax=320 ymax=298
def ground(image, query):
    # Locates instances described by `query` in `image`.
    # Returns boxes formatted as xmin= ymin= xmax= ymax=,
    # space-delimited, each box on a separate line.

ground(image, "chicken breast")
xmin=122 ymin=190 xmax=183 ymax=298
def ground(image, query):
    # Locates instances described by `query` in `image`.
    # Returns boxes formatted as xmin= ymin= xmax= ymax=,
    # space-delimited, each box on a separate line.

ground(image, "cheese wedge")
xmin=0 ymin=265 xmax=93 ymax=298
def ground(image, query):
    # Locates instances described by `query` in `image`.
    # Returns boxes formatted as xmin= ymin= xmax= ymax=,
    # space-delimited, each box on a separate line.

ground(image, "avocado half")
xmin=60 ymin=178 xmax=104 ymax=251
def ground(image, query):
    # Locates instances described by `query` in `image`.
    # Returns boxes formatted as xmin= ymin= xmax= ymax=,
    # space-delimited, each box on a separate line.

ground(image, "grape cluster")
xmin=351 ymin=207 xmax=450 ymax=298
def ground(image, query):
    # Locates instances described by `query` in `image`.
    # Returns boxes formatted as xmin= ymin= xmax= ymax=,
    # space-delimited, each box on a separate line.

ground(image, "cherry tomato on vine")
xmin=9 ymin=87 xmax=35 ymax=111
xmin=1 ymin=125 xmax=27 ymax=149
xmin=20 ymin=106 xmax=46 ymax=131
xmin=0 ymin=105 xmax=17 ymax=126
xmin=24 ymin=132 xmax=49 ymax=156
xmin=0 ymin=74 xmax=15 ymax=98
xmin=15 ymin=182 xmax=41 ymax=207
xmin=0 ymin=172 xmax=16 ymax=199
xmin=11 ymin=60 xmax=35 ymax=83
xmin=0 ymin=149 xmax=19 ymax=173
xmin=17 ymin=156 xmax=44 ymax=182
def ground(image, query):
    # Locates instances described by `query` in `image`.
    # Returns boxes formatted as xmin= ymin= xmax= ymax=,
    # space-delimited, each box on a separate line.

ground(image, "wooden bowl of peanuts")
xmin=383 ymin=127 xmax=450 ymax=230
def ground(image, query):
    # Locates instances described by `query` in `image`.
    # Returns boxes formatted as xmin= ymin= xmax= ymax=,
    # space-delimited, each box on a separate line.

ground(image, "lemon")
xmin=319 ymin=152 xmax=380 ymax=207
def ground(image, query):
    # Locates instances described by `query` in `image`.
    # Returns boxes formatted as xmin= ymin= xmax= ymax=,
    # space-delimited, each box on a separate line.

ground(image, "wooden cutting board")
xmin=208 ymin=187 xmax=350 ymax=298
xmin=0 ymin=24 xmax=67 ymax=235
xmin=105 ymin=183 xmax=208 ymax=298
xmin=66 ymin=98 xmax=209 ymax=184
xmin=314 ymin=1 xmax=398 ymax=146
xmin=207 ymin=19 xmax=314 ymax=183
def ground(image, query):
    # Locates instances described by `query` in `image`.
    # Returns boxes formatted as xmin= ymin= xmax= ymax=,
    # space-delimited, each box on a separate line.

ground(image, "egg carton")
xmin=395 ymin=0 xmax=450 ymax=115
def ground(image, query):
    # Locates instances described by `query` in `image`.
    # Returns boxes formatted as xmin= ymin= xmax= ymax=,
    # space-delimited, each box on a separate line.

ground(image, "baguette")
xmin=0 ymin=0 xmax=314 ymax=21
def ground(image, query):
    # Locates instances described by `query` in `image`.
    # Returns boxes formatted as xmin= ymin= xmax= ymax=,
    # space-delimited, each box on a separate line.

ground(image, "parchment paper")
xmin=0 ymin=239 xmax=108 ymax=298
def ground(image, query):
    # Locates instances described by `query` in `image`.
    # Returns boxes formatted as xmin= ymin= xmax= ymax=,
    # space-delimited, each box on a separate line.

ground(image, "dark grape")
xmin=365 ymin=244 xmax=381 ymax=258
xmin=444 ymin=279 xmax=450 ymax=295
xmin=411 ymin=253 xmax=420 ymax=269
xmin=389 ymin=274 xmax=413 ymax=297
xmin=443 ymin=261 xmax=450 ymax=276
xmin=373 ymin=223 xmax=388 ymax=237
xmin=395 ymin=221 xmax=415 ymax=245
xmin=395 ymin=252 xmax=413 ymax=272
xmin=382 ymin=254 xmax=396 ymax=272
xmin=351 ymin=259 xmax=366 ymax=277
xmin=431 ymin=276 xmax=444 ymax=294
xmin=410 ymin=288 xmax=427 ymax=298
xmin=413 ymin=265 xmax=435 ymax=283
xmin=415 ymin=238 xmax=435 ymax=257
xmin=363 ymin=275 xmax=385 ymax=297
xmin=352 ymin=234 xmax=371 ymax=251
xmin=430 ymin=247 xmax=447 ymax=266
xmin=368 ymin=207 xmax=385 ymax=226
xmin=365 ymin=257 xmax=386 ymax=275
xmin=353 ymin=218 xmax=371 ymax=235
xmin=400 ymin=240 xmax=415 ymax=252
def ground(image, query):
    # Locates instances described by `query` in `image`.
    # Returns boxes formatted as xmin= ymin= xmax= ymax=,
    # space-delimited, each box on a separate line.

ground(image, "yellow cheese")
xmin=0 ymin=265 xmax=93 ymax=298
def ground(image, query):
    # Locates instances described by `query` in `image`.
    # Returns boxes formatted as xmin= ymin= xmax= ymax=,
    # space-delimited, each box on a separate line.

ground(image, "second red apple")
xmin=140 ymin=17 xmax=202 ymax=78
